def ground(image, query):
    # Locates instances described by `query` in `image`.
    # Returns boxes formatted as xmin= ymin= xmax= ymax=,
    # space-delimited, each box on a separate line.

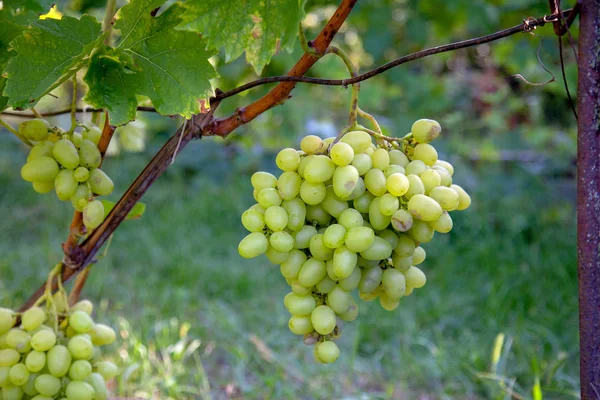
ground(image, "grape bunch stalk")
xmin=18 ymin=119 xmax=114 ymax=230
xmin=0 ymin=266 xmax=118 ymax=399
xmin=238 ymin=119 xmax=471 ymax=363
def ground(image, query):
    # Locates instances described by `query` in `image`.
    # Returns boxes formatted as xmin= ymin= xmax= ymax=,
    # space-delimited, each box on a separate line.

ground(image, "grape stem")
xmin=325 ymin=46 xmax=360 ymax=129
xmin=102 ymin=0 xmax=117 ymax=45
xmin=68 ymin=76 xmax=78 ymax=135
xmin=0 ymin=117 xmax=32 ymax=146
xmin=299 ymin=23 xmax=319 ymax=57
xmin=357 ymin=107 xmax=382 ymax=134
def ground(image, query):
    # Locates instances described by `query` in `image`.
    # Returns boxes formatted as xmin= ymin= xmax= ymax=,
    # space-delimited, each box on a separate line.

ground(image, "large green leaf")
xmin=0 ymin=22 xmax=24 ymax=111
xmin=3 ymin=15 xmax=104 ymax=110
xmin=89 ymin=0 xmax=218 ymax=124
xmin=181 ymin=0 xmax=305 ymax=74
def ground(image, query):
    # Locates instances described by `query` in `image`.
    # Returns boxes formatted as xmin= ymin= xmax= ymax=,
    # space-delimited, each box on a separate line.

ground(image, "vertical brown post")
xmin=577 ymin=0 xmax=600 ymax=398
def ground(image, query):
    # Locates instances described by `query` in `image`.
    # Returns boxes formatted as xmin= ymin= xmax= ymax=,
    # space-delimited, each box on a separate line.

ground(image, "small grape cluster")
xmin=0 ymin=301 xmax=118 ymax=399
xmin=238 ymin=119 xmax=471 ymax=363
xmin=18 ymin=119 xmax=114 ymax=230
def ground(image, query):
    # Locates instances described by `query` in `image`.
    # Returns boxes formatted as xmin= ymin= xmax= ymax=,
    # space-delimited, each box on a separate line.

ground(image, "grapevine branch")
xmin=18 ymin=2 xmax=577 ymax=310
xmin=0 ymin=8 xmax=574 ymax=122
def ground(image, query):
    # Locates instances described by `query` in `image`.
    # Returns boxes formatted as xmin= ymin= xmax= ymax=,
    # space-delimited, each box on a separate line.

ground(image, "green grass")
xmin=0 ymin=135 xmax=578 ymax=399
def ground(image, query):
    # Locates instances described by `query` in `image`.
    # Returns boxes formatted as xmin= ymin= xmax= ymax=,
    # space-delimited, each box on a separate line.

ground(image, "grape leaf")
xmin=90 ymin=0 xmax=218 ymax=123
xmin=3 ymin=15 xmax=104 ymax=109
xmin=83 ymin=47 xmax=140 ymax=126
xmin=0 ymin=22 xmax=24 ymax=111
xmin=180 ymin=0 xmax=305 ymax=73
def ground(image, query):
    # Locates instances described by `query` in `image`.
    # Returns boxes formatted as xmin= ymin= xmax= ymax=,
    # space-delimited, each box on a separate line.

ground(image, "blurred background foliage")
xmin=0 ymin=0 xmax=578 ymax=399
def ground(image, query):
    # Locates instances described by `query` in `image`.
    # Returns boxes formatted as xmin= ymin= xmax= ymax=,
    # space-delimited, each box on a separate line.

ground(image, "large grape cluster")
xmin=18 ymin=119 xmax=114 ymax=230
xmin=0 ymin=301 xmax=118 ymax=399
xmin=238 ymin=119 xmax=471 ymax=363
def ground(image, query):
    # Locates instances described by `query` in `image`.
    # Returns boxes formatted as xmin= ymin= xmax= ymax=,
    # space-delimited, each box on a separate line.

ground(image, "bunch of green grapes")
xmin=18 ymin=119 xmax=114 ymax=230
xmin=0 ymin=301 xmax=118 ymax=399
xmin=238 ymin=119 xmax=471 ymax=363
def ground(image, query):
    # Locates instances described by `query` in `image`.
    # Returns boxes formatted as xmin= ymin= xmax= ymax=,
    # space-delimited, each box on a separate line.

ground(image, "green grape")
xmin=90 ymin=324 xmax=116 ymax=347
xmin=315 ymin=275 xmax=336 ymax=294
xmin=327 ymin=286 xmax=352 ymax=314
xmin=405 ymin=160 xmax=427 ymax=176
xmin=282 ymin=198 xmax=306 ymax=231
xmin=330 ymin=142 xmax=354 ymax=166
xmin=8 ymin=363 xmax=29 ymax=385
xmin=22 ymin=372 xmax=38 ymax=396
xmin=379 ymin=292 xmax=400 ymax=311
xmin=34 ymin=374 xmax=61 ymax=396
xmin=290 ymin=280 xmax=312 ymax=295
xmin=0 ymin=349 xmax=20 ymax=367
xmin=411 ymin=119 xmax=441 ymax=143
xmin=238 ymin=232 xmax=268 ymax=258
xmin=353 ymin=191 xmax=374 ymax=213
xmin=288 ymin=316 xmax=314 ymax=335
xmin=71 ymin=132 xmax=83 ymax=147
xmin=270 ymin=231 xmax=294 ymax=252
xmin=384 ymin=164 xmax=405 ymax=178
xmin=297 ymin=258 xmax=327 ymax=287
xmin=386 ymin=173 xmax=409 ymax=197
xmin=88 ymin=373 xmax=109 ymax=400
xmin=73 ymin=167 xmax=89 ymax=183
xmin=21 ymin=156 xmax=60 ymax=182
xmin=358 ymin=266 xmax=383 ymax=293
xmin=379 ymin=193 xmax=399 ymax=216
xmin=360 ymin=237 xmax=393 ymax=261
xmin=451 ymin=184 xmax=471 ymax=210
xmin=391 ymin=209 xmax=413 ymax=232
xmin=264 ymin=206 xmax=288 ymax=232
xmin=30 ymin=330 xmax=56 ymax=352
xmin=306 ymin=204 xmax=332 ymax=226
xmin=78 ymin=140 xmax=101 ymax=169
xmin=413 ymin=143 xmax=438 ymax=166
xmin=389 ymin=149 xmax=409 ymax=167
xmin=310 ymin=306 xmax=336 ymax=335
xmin=297 ymin=155 xmax=315 ymax=178
xmin=293 ymin=225 xmax=317 ymax=249
xmin=323 ymin=224 xmax=346 ymax=249
xmin=434 ymin=166 xmax=453 ymax=187
xmin=434 ymin=160 xmax=454 ymax=176
xmin=332 ymin=246 xmax=357 ymax=279
xmin=1 ymin=385 xmax=24 ymax=400
xmin=32 ymin=181 xmax=54 ymax=194
xmin=364 ymin=168 xmax=387 ymax=196
xmin=54 ymin=169 xmax=78 ymax=201
xmin=408 ymin=220 xmax=435 ymax=243
xmin=277 ymin=171 xmax=302 ymax=200
xmin=258 ymin=188 xmax=283 ymax=208
xmin=412 ymin=246 xmax=426 ymax=265
xmin=65 ymin=381 xmax=95 ymax=400
xmin=27 ymin=141 xmax=55 ymax=162
xmin=404 ymin=174 xmax=424 ymax=199
xmin=429 ymin=186 xmax=459 ymax=211
xmin=340 ymin=131 xmax=372 ymax=153
xmin=280 ymin=250 xmax=307 ymax=279
xmin=52 ymin=139 xmax=79 ymax=169
xmin=339 ymin=300 xmax=359 ymax=322
xmin=344 ymin=227 xmax=375 ymax=253
xmin=299 ymin=181 xmax=326 ymax=205
xmin=405 ymin=266 xmax=426 ymax=288
xmin=382 ymin=268 xmax=406 ymax=300
xmin=284 ymin=293 xmax=316 ymax=316
xmin=338 ymin=209 xmax=363 ymax=230
xmin=309 ymin=234 xmax=334 ymax=261
xmin=430 ymin=211 xmax=453 ymax=233
xmin=332 ymin=165 xmax=359 ymax=199
xmin=251 ymin=171 xmax=277 ymax=191
xmin=315 ymin=341 xmax=339 ymax=364
xmin=320 ymin=187 xmax=348 ymax=218
xmin=5 ymin=329 xmax=30 ymax=352
xmin=70 ymin=184 xmax=90 ymax=212
xmin=368 ymin=197 xmax=391 ymax=231
xmin=68 ymin=335 xmax=94 ymax=360
xmin=345 ymin=176 xmax=366 ymax=200
xmin=303 ymin=155 xmax=335 ymax=184
xmin=94 ymin=361 xmax=118 ymax=381
xmin=391 ymin=253 xmax=412 ymax=272
xmin=407 ymin=194 xmax=443 ymax=221
xmin=25 ymin=351 xmax=46 ymax=373
xmin=249 ymin=204 xmax=265 ymax=214
xmin=21 ymin=307 xmax=45 ymax=331
xmin=276 ymin=148 xmax=301 ymax=171
xmin=88 ymin=169 xmax=114 ymax=196
xmin=82 ymin=126 xmax=102 ymax=146
xmin=300 ymin=135 xmax=324 ymax=154
xmin=371 ymin=148 xmax=390 ymax=170
xmin=72 ymin=300 xmax=93 ymax=316
xmin=241 ymin=209 xmax=265 ymax=232
xmin=351 ymin=153 xmax=372 ymax=175
xmin=19 ymin=119 xmax=49 ymax=142
xmin=68 ymin=360 xmax=92 ymax=381
xmin=395 ymin=232 xmax=418 ymax=255
xmin=69 ymin=311 xmax=94 ymax=334
xmin=83 ymin=200 xmax=105 ymax=230
xmin=378 ymin=229 xmax=399 ymax=249
xmin=419 ymin=169 xmax=441 ymax=194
